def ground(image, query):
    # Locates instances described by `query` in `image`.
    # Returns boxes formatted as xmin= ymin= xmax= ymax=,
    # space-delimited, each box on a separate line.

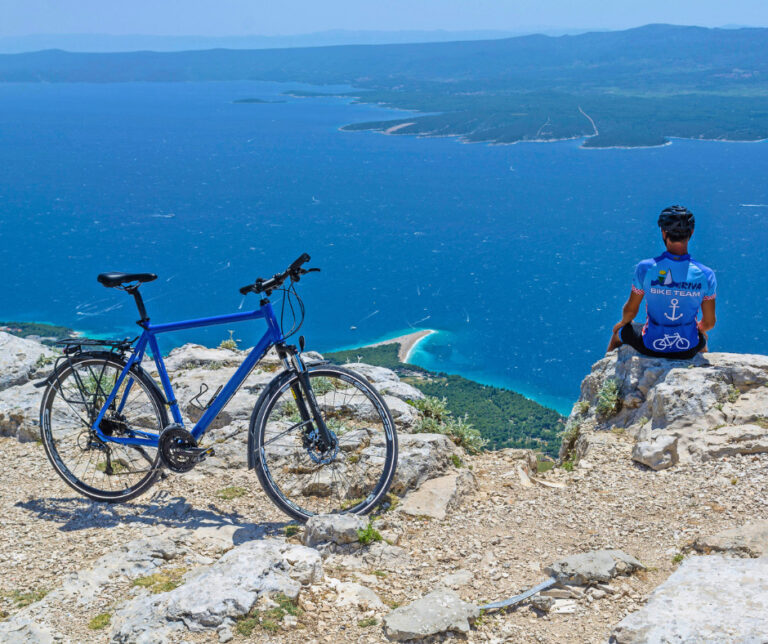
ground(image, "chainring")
xmin=158 ymin=424 xmax=199 ymax=473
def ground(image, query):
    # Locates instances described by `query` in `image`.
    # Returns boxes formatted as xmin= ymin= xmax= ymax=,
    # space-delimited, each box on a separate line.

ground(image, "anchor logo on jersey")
xmin=664 ymin=298 xmax=684 ymax=321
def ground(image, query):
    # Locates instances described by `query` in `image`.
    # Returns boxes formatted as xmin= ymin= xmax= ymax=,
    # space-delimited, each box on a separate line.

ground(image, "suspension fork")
xmin=276 ymin=344 xmax=334 ymax=449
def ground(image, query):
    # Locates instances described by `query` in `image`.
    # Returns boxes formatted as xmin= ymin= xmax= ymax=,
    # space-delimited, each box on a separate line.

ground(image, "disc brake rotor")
xmin=305 ymin=430 xmax=339 ymax=465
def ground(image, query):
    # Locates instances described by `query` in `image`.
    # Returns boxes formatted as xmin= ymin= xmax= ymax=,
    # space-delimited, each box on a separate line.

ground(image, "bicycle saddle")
xmin=97 ymin=272 xmax=158 ymax=288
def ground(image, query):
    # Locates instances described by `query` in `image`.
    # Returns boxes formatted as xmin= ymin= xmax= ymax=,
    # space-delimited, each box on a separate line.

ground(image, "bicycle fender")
xmin=247 ymin=369 xmax=296 ymax=470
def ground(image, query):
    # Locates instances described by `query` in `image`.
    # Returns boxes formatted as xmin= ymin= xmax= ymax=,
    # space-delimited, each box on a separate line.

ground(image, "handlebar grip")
xmin=289 ymin=253 xmax=311 ymax=273
xmin=239 ymin=284 xmax=253 ymax=295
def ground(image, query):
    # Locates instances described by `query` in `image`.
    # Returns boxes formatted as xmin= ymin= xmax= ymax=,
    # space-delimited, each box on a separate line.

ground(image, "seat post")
xmin=126 ymin=285 xmax=150 ymax=324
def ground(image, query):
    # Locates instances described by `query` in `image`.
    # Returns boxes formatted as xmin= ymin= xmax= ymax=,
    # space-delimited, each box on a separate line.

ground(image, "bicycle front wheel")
xmin=40 ymin=352 xmax=166 ymax=503
xmin=251 ymin=365 xmax=398 ymax=522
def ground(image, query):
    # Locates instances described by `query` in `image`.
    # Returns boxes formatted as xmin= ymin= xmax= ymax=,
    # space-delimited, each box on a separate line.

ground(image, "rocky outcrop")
xmin=611 ymin=555 xmax=768 ymax=643
xmin=0 ymin=331 xmax=56 ymax=441
xmin=0 ymin=380 xmax=41 ymax=441
xmin=6 ymin=333 xmax=768 ymax=643
xmin=0 ymin=331 xmax=55 ymax=392
xmin=390 ymin=433 xmax=463 ymax=494
xmin=110 ymin=539 xmax=322 ymax=643
xmin=564 ymin=346 xmax=768 ymax=465
xmin=0 ymin=536 xmax=186 ymax=641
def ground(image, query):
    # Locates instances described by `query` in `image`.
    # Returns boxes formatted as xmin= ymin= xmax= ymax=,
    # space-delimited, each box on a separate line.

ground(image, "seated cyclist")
xmin=607 ymin=205 xmax=716 ymax=358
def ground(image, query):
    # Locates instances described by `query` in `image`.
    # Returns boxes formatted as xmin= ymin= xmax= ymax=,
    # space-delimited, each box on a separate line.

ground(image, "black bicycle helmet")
xmin=658 ymin=205 xmax=695 ymax=240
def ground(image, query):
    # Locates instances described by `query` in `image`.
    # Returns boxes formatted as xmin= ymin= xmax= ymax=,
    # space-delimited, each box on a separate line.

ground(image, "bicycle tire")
xmin=250 ymin=364 xmax=398 ymax=522
xmin=39 ymin=352 xmax=167 ymax=503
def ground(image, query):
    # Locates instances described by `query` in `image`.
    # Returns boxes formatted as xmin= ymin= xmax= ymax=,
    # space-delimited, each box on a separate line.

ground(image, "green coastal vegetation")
xmin=0 ymin=321 xmax=75 ymax=344
xmin=1 ymin=25 xmax=767 ymax=147
xmin=325 ymin=343 xmax=564 ymax=456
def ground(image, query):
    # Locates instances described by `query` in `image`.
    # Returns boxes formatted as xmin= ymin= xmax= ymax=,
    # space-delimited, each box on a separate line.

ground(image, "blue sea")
xmin=1 ymin=81 xmax=767 ymax=414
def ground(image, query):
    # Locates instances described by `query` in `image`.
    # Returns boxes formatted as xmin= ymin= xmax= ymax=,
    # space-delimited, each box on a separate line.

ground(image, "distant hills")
xmin=0 ymin=28 xmax=594 ymax=54
xmin=1 ymin=24 xmax=767 ymax=147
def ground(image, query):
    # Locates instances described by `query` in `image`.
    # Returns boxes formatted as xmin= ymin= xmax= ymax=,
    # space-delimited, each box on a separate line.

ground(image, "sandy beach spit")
xmin=383 ymin=122 xmax=415 ymax=135
xmin=365 ymin=329 xmax=436 ymax=362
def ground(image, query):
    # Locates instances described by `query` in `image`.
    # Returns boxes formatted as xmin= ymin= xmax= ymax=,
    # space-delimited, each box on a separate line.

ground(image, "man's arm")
xmin=698 ymin=299 xmax=716 ymax=334
xmin=607 ymin=290 xmax=644 ymax=352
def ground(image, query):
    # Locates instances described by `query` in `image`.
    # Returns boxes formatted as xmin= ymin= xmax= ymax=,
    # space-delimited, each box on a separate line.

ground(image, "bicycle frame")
xmin=91 ymin=300 xmax=284 ymax=447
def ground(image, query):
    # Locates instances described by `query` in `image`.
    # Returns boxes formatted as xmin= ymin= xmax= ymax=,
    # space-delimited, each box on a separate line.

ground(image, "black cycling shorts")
xmin=619 ymin=322 xmax=706 ymax=360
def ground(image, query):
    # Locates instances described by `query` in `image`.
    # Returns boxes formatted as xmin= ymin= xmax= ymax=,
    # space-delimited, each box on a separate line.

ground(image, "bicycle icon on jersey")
xmin=651 ymin=332 xmax=691 ymax=351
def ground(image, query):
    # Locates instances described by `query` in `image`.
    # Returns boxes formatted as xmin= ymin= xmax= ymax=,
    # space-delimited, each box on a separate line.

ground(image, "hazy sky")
xmin=1 ymin=0 xmax=766 ymax=36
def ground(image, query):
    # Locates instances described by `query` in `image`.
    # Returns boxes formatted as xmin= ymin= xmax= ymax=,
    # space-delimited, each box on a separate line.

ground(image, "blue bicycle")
xmin=38 ymin=254 xmax=398 ymax=521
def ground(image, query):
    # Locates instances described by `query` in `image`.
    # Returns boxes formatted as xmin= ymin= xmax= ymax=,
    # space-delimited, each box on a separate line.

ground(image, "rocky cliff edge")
xmin=0 ymin=333 xmax=767 ymax=643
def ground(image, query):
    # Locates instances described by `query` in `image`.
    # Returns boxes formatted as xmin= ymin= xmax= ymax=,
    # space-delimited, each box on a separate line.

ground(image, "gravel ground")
xmin=1 ymin=431 xmax=767 ymax=643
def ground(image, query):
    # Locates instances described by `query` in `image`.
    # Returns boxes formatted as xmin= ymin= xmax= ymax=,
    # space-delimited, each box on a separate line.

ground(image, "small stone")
xmin=632 ymin=435 xmax=679 ymax=470
xmin=530 ymin=595 xmax=554 ymax=612
xmin=545 ymin=549 xmax=644 ymax=585
xmin=383 ymin=589 xmax=479 ymax=641
xmin=302 ymin=514 xmax=369 ymax=548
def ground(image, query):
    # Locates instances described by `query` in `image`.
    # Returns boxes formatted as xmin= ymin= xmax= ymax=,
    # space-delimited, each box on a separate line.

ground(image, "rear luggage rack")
xmin=55 ymin=337 xmax=135 ymax=356
xmin=34 ymin=337 xmax=137 ymax=390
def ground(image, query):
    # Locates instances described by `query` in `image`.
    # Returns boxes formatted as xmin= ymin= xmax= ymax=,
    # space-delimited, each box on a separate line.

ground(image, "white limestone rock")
xmin=399 ymin=470 xmax=476 ymax=520
xmin=0 ymin=331 xmax=55 ymax=392
xmin=693 ymin=521 xmax=768 ymax=558
xmin=0 ymin=380 xmax=41 ymax=442
xmin=684 ymin=423 xmax=768 ymax=461
xmin=611 ymin=555 xmax=768 ymax=643
xmin=110 ymin=539 xmax=321 ymax=643
xmin=344 ymin=363 xmax=400 ymax=385
xmin=328 ymin=578 xmax=387 ymax=611
xmin=383 ymin=589 xmax=479 ymax=641
xmin=631 ymin=434 xmax=679 ymax=470
xmin=565 ymin=347 xmax=768 ymax=465
xmin=302 ymin=513 xmax=368 ymax=548
xmin=390 ymin=433 xmax=463 ymax=495
xmin=545 ymin=549 xmax=644 ymax=585
xmin=0 ymin=617 xmax=55 ymax=644
xmin=378 ymin=380 xmax=425 ymax=402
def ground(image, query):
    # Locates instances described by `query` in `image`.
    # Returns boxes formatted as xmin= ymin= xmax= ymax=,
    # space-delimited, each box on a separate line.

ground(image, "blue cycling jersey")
xmin=632 ymin=251 xmax=716 ymax=353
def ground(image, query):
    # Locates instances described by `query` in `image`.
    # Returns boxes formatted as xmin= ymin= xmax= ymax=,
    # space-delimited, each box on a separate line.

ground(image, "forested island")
xmin=325 ymin=343 xmax=564 ymax=456
xmin=1 ymin=24 xmax=767 ymax=147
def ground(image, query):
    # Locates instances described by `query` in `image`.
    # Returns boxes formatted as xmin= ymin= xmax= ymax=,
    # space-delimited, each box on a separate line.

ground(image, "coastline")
xmin=362 ymin=329 xmax=436 ymax=362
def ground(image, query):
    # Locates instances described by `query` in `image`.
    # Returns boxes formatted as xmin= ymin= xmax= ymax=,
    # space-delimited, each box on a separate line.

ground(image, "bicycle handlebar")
xmin=239 ymin=253 xmax=319 ymax=296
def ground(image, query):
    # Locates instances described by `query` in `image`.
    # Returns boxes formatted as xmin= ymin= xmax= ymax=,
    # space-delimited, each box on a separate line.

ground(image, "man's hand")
xmin=607 ymin=290 xmax=644 ymax=353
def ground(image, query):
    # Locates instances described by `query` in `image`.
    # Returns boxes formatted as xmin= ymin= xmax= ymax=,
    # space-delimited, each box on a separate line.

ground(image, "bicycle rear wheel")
xmin=39 ymin=352 xmax=167 ymax=502
xmin=251 ymin=365 xmax=398 ymax=522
